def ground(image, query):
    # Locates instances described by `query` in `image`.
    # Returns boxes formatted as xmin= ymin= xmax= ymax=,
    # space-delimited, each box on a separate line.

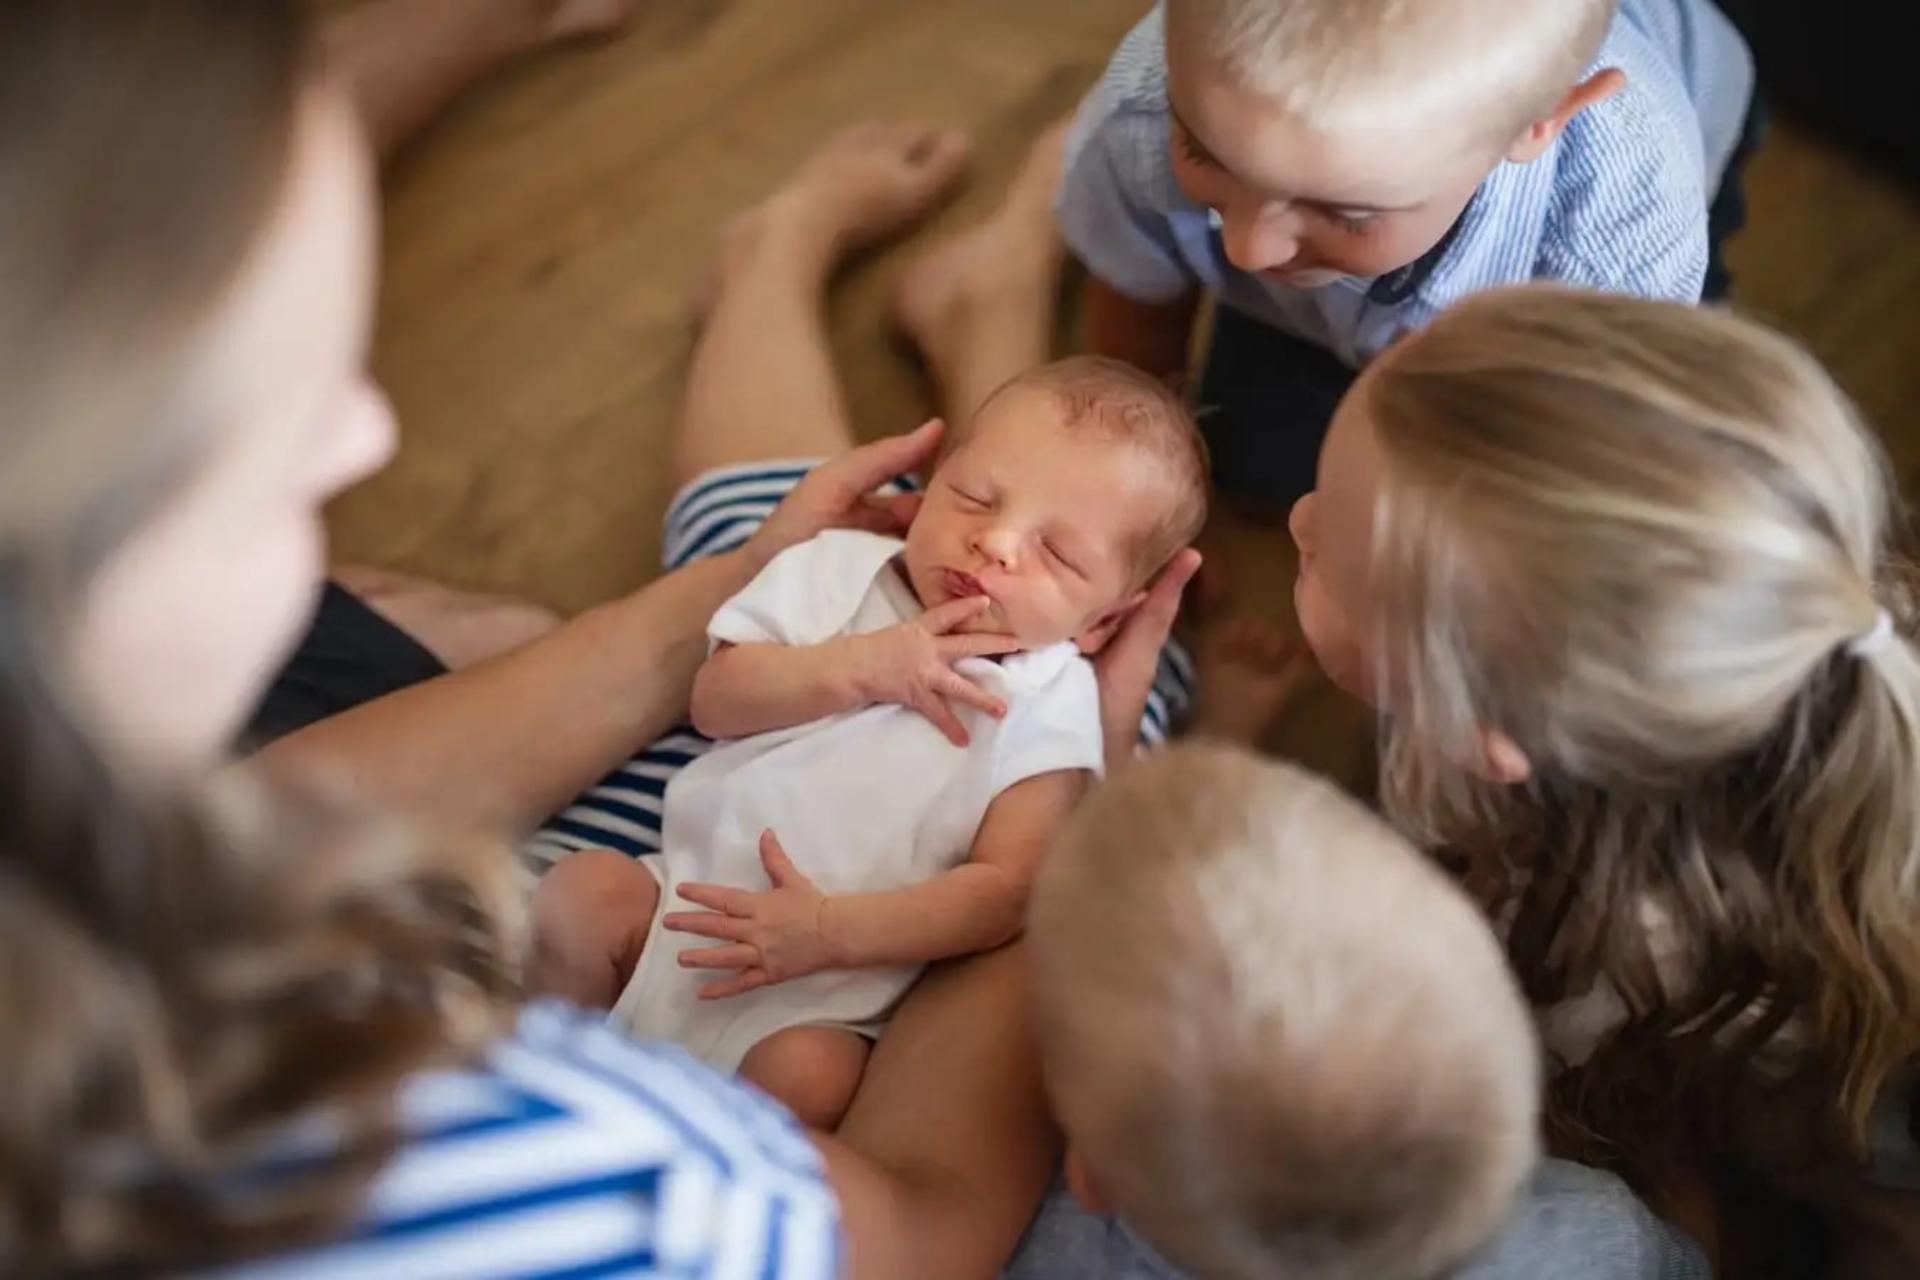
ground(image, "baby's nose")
xmin=972 ymin=526 xmax=1022 ymax=569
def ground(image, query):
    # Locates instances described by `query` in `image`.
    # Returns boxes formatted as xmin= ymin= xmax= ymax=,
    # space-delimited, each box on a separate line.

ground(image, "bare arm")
xmin=667 ymin=771 xmax=1084 ymax=997
xmin=690 ymin=595 xmax=1018 ymax=746
xmin=819 ymin=942 xmax=1060 ymax=1280
xmin=689 ymin=640 xmax=866 ymax=741
xmin=256 ymin=549 xmax=756 ymax=835
xmin=822 ymin=771 xmax=1084 ymax=967
xmin=1085 ymin=275 xmax=1201 ymax=385
xmin=257 ymin=426 xmax=946 ymax=834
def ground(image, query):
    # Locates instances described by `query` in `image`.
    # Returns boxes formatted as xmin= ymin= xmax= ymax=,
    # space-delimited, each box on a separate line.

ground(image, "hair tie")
xmin=1848 ymin=608 xmax=1896 ymax=660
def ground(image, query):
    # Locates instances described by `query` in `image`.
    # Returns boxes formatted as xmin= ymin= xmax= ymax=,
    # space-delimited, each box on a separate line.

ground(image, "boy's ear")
xmin=1506 ymin=68 xmax=1627 ymax=163
xmin=1074 ymin=590 xmax=1150 ymax=655
xmin=1064 ymin=1146 xmax=1111 ymax=1214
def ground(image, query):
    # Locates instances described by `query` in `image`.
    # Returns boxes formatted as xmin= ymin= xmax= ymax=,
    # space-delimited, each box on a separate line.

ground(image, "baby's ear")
xmin=1074 ymin=590 xmax=1150 ymax=655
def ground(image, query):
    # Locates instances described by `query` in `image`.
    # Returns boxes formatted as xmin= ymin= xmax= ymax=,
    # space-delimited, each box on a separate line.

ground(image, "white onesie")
xmin=610 ymin=529 xmax=1105 ymax=1070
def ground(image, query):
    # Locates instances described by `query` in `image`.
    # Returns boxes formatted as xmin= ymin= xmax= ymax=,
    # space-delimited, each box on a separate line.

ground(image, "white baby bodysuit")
xmin=610 ymin=529 xmax=1105 ymax=1071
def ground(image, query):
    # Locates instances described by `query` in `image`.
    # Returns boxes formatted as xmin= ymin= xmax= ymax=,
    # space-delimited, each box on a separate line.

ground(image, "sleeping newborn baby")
xmin=532 ymin=355 xmax=1208 ymax=1127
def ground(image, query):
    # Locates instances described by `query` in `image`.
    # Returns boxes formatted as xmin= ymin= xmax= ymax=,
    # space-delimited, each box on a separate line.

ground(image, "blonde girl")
xmin=1290 ymin=285 xmax=1920 ymax=1169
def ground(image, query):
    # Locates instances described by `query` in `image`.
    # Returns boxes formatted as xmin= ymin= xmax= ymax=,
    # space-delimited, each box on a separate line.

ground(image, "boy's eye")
xmin=950 ymin=483 xmax=989 ymax=509
xmin=1327 ymin=209 xmax=1380 ymax=234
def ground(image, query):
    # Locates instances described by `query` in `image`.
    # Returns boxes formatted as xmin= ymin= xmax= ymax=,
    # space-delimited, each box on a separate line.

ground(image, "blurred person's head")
xmin=1 ymin=3 xmax=515 ymax=1269
xmin=1031 ymin=744 xmax=1540 ymax=1280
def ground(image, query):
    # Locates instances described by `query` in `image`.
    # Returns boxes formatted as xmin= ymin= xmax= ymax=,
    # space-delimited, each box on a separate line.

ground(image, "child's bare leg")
xmin=892 ymin=123 xmax=1068 ymax=425
xmin=530 ymin=848 xmax=660 ymax=1008
xmin=672 ymin=124 xmax=972 ymax=490
xmin=324 ymin=0 xmax=634 ymax=161
xmin=738 ymin=1027 xmax=872 ymax=1132
xmin=332 ymin=564 xmax=560 ymax=670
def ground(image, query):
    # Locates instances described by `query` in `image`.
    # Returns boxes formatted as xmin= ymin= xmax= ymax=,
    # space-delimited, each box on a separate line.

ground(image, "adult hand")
xmin=1092 ymin=548 xmax=1201 ymax=772
xmin=746 ymin=419 xmax=945 ymax=568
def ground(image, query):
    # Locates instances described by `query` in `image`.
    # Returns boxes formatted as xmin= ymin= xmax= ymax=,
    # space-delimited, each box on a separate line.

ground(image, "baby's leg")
xmin=673 ymin=123 xmax=971 ymax=492
xmin=738 ymin=1026 xmax=872 ymax=1132
xmin=529 ymin=848 xmax=660 ymax=1009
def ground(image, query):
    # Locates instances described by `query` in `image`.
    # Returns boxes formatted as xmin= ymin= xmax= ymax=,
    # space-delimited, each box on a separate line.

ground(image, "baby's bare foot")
xmin=892 ymin=122 xmax=1069 ymax=393
xmin=1191 ymin=615 xmax=1319 ymax=748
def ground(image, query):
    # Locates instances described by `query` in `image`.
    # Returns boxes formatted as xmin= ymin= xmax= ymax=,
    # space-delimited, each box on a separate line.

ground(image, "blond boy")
xmin=1028 ymin=744 xmax=1542 ymax=1280
xmin=1060 ymin=0 xmax=1755 ymax=506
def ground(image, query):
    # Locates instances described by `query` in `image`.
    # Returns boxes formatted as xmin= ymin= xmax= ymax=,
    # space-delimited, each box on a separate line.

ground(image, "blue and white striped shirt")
xmin=1057 ymin=0 xmax=1756 ymax=367
xmin=209 ymin=1002 xmax=840 ymax=1280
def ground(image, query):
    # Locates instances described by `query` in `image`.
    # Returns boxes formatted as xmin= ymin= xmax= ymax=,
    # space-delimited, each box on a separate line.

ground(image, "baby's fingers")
xmin=662 ymin=911 xmax=749 ymax=942
xmin=676 ymin=882 xmax=751 ymax=915
xmin=678 ymin=944 xmax=760 ymax=971
xmin=937 ymin=631 xmax=1022 ymax=661
xmin=699 ymin=969 xmax=771 ymax=1000
xmin=912 ymin=691 xmax=971 ymax=747
xmin=934 ymin=668 xmax=1006 ymax=719
xmin=920 ymin=594 xmax=994 ymax=634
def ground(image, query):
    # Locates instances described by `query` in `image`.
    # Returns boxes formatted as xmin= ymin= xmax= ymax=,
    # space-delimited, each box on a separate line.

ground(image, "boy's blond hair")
xmin=1031 ymin=744 xmax=1539 ymax=1280
xmin=1166 ymin=0 xmax=1618 ymax=146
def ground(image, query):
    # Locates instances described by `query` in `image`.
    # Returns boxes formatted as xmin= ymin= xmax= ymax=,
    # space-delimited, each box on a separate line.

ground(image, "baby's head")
xmin=1162 ymin=0 xmax=1620 ymax=286
xmin=1031 ymin=744 xmax=1540 ymax=1280
xmin=903 ymin=355 xmax=1207 ymax=652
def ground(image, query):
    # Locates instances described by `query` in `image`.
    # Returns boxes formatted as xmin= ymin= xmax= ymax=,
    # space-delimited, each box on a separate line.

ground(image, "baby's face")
xmin=1163 ymin=34 xmax=1493 ymax=288
xmin=903 ymin=386 xmax=1160 ymax=652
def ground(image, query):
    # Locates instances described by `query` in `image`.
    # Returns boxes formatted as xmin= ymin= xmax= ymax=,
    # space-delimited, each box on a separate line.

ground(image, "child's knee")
xmin=529 ymin=849 xmax=660 ymax=1009
xmin=739 ymin=1026 xmax=870 ymax=1131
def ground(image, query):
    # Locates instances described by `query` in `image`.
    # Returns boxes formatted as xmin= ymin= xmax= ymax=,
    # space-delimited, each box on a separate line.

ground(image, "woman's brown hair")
xmin=1364 ymin=286 xmax=1920 ymax=1173
xmin=1 ymin=2 xmax=519 ymax=1270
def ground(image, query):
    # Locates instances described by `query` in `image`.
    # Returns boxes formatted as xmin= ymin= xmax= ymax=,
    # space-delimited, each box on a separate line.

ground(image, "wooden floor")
xmin=334 ymin=0 xmax=1920 ymax=652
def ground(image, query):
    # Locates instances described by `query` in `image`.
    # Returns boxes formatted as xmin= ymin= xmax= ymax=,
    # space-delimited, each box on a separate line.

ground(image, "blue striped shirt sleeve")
xmin=208 ymin=1003 xmax=841 ymax=1280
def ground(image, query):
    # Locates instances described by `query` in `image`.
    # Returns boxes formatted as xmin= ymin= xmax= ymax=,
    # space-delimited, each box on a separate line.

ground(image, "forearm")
xmin=1085 ymin=275 xmax=1200 ymax=384
xmin=256 ymin=549 xmax=759 ymax=833
xmin=822 ymin=944 xmax=1058 ymax=1280
xmin=824 ymin=864 xmax=1027 ymax=970
xmin=689 ymin=638 xmax=867 ymax=740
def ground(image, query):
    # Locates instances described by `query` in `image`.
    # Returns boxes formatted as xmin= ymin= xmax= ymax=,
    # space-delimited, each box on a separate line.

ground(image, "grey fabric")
xmin=1004 ymin=1158 xmax=1711 ymax=1279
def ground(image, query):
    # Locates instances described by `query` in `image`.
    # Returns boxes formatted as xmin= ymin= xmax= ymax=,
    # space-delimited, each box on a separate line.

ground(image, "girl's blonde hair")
xmin=1367 ymin=286 xmax=1920 ymax=1165
xmin=1 ymin=2 xmax=518 ymax=1270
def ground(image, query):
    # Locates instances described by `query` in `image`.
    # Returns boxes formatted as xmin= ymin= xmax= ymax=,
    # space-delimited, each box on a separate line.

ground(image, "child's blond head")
xmin=1363 ymin=285 xmax=1920 ymax=1160
xmin=1167 ymin=0 xmax=1618 ymax=146
xmin=1031 ymin=743 xmax=1539 ymax=1280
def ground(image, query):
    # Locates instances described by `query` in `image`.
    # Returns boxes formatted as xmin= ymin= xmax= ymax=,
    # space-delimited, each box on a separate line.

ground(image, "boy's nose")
xmin=1222 ymin=201 xmax=1302 ymax=274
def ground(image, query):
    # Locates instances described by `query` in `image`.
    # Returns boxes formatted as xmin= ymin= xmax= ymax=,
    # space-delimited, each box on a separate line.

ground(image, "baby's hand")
xmin=848 ymin=595 xmax=1021 ymax=746
xmin=665 ymin=831 xmax=836 ymax=999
